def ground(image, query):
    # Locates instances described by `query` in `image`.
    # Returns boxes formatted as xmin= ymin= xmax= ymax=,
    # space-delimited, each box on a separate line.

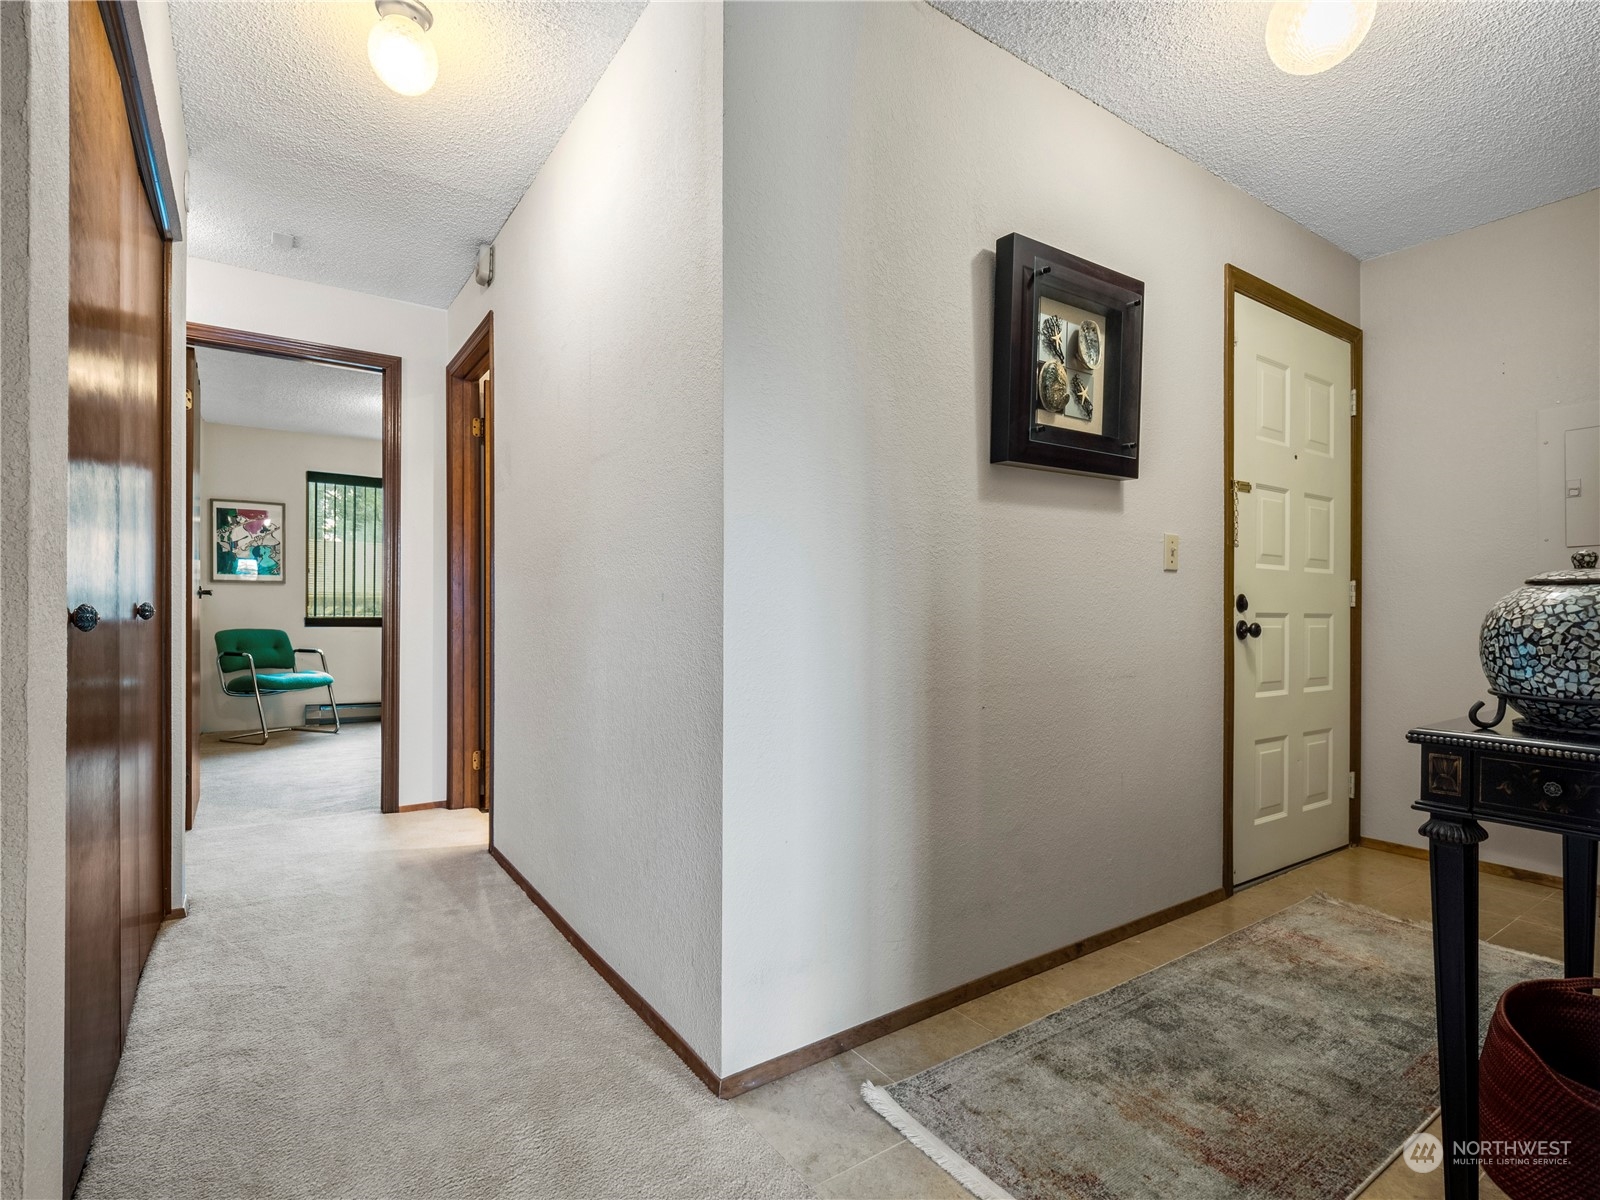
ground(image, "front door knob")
xmin=69 ymin=604 xmax=100 ymax=632
xmin=134 ymin=601 xmax=155 ymax=621
xmin=1235 ymin=593 xmax=1249 ymax=613
xmin=1235 ymin=619 xmax=1262 ymax=641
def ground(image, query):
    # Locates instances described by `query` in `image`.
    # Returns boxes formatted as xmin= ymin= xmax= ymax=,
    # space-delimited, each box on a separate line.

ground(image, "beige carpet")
xmin=75 ymin=727 xmax=809 ymax=1199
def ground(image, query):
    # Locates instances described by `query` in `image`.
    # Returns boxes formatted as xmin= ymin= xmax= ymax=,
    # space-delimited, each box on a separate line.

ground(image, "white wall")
xmin=1361 ymin=191 xmax=1600 ymax=875
xmin=198 ymin=422 xmax=382 ymax=733
xmin=447 ymin=1 xmax=726 ymax=1069
xmin=720 ymin=1 xmax=1361 ymax=1073
xmin=186 ymin=259 xmax=448 ymax=808
xmin=1 ymin=5 xmax=71 ymax=1193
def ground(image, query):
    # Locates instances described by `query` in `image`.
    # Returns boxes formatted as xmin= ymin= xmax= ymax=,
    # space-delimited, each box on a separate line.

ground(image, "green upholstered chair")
xmin=214 ymin=629 xmax=341 ymax=745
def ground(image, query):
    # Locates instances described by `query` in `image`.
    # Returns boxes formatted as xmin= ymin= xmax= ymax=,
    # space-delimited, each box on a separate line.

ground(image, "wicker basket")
xmin=1478 ymin=976 xmax=1600 ymax=1199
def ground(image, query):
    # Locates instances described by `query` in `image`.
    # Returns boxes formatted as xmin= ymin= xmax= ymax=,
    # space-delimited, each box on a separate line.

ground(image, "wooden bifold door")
xmin=64 ymin=3 xmax=175 ymax=1193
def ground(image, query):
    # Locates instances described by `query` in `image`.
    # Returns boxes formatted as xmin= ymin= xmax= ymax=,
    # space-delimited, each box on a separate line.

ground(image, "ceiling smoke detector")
xmin=368 ymin=0 xmax=438 ymax=97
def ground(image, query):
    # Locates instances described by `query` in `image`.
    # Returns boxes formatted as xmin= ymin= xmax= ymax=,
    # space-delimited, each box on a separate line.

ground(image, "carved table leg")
xmin=1422 ymin=815 xmax=1487 ymax=1200
xmin=1562 ymin=835 xmax=1598 ymax=978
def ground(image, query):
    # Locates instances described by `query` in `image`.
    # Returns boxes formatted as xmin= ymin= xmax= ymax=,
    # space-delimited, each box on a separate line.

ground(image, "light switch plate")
xmin=1163 ymin=533 xmax=1179 ymax=571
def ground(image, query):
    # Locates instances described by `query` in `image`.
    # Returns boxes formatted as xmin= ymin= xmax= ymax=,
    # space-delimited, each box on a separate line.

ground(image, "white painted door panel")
xmin=1233 ymin=295 xmax=1352 ymax=884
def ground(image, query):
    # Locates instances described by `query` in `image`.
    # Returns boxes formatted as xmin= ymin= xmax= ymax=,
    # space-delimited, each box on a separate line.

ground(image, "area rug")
xmin=863 ymin=894 xmax=1554 ymax=1200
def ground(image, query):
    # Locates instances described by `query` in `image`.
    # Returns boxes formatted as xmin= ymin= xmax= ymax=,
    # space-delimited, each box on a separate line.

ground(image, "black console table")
xmin=1408 ymin=717 xmax=1600 ymax=1200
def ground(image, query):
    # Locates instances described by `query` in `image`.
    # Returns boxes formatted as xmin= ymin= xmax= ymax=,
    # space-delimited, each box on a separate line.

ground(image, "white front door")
xmin=1232 ymin=294 xmax=1354 ymax=885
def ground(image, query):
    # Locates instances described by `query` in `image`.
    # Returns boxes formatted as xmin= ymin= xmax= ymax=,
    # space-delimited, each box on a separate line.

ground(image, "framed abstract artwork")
xmin=210 ymin=499 xmax=285 ymax=582
xmin=991 ymin=233 xmax=1145 ymax=479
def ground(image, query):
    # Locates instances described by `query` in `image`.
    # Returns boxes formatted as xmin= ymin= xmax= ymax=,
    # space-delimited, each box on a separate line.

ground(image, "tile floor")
xmin=731 ymin=845 xmax=1592 ymax=1199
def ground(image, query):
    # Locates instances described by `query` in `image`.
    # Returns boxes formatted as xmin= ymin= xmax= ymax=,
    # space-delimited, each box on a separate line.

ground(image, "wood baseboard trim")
xmin=489 ymin=842 xmax=1226 ymax=1101
xmin=1359 ymin=836 xmax=1581 ymax=893
xmin=717 ymin=886 xmax=1227 ymax=1097
xmin=395 ymin=801 xmax=447 ymax=813
xmin=487 ymin=846 xmax=721 ymax=1093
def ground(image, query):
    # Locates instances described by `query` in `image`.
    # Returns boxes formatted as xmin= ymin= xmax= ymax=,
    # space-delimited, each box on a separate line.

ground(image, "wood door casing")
xmin=446 ymin=315 xmax=494 ymax=812
xmin=184 ymin=323 xmax=403 ymax=812
xmin=186 ymin=347 xmax=201 ymax=829
xmin=65 ymin=2 xmax=168 ymax=1192
xmin=481 ymin=370 xmax=494 ymax=816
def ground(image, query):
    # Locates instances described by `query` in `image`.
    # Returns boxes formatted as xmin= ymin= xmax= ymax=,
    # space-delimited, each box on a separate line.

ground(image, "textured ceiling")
xmin=932 ymin=1 xmax=1600 ymax=259
xmin=169 ymin=1 xmax=645 ymax=305
xmin=196 ymin=347 xmax=384 ymax=441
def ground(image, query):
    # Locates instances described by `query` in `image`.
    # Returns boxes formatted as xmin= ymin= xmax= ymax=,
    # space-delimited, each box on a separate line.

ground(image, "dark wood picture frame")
xmin=991 ymin=233 xmax=1145 ymax=479
xmin=186 ymin=323 xmax=403 ymax=815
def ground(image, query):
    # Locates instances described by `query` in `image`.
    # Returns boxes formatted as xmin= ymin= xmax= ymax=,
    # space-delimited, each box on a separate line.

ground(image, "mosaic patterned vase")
xmin=1479 ymin=566 xmax=1600 ymax=733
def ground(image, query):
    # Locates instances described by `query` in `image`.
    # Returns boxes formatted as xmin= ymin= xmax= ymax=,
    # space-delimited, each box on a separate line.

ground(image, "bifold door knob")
xmin=69 ymin=604 xmax=100 ymax=632
xmin=1235 ymin=620 xmax=1262 ymax=641
xmin=134 ymin=601 xmax=155 ymax=621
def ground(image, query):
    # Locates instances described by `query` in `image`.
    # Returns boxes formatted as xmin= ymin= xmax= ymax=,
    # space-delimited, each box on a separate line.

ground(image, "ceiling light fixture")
xmin=368 ymin=0 xmax=437 ymax=97
xmin=1265 ymin=1 xmax=1376 ymax=76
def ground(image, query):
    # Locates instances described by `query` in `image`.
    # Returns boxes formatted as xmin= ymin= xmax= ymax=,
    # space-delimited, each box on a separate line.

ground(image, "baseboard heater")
xmin=302 ymin=701 xmax=381 ymax=726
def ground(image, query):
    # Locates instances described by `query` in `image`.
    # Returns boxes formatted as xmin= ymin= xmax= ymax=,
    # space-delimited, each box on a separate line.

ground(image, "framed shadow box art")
xmin=991 ymin=233 xmax=1145 ymax=479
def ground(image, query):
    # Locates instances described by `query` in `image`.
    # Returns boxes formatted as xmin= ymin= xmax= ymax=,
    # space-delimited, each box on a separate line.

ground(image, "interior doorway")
xmin=184 ymin=325 xmax=403 ymax=818
xmin=1223 ymin=267 xmax=1363 ymax=890
xmin=446 ymin=314 xmax=495 ymax=815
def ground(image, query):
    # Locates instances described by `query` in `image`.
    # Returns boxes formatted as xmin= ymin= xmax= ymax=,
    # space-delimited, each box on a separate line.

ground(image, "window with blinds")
xmin=306 ymin=471 xmax=383 ymax=626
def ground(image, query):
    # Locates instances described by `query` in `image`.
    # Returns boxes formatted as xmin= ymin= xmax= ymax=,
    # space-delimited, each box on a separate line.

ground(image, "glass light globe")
xmin=1265 ymin=1 xmax=1376 ymax=76
xmin=368 ymin=13 xmax=438 ymax=96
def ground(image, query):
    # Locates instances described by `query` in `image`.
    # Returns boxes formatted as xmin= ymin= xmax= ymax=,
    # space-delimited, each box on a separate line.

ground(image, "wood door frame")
xmin=158 ymin=246 xmax=174 ymax=902
xmin=184 ymin=347 xmax=200 ymax=831
xmin=445 ymin=313 xmax=495 ymax=817
xmin=98 ymin=0 xmax=182 ymax=241
xmin=1222 ymin=266 xmax=1363 ymax=896
xmin=185 ymin=323 xmax=404 ymax=814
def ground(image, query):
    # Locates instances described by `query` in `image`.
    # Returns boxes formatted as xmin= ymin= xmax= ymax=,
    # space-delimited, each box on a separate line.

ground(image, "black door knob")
xmin=1235 ymin=593 xmax=1249 ymax=613
xmin=69 ymin=604 xmax=100 ymax=632
xmin=1235 ymin=619 xmax=1262 ymax=641
xmin=134 ymin=601 xmax=155 ymax=621
xmin=196 ymin=587 xmax=213 ymax=598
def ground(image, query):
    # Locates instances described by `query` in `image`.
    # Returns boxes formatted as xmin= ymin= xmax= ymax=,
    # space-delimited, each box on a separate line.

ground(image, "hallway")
xmin=75 ymin=727 xmax=1568 ymax=1198
xmin=74 ymin=732 xmax=806 ymax=1199
xmin=7 ymin=4 xmax=1595 ymax=1196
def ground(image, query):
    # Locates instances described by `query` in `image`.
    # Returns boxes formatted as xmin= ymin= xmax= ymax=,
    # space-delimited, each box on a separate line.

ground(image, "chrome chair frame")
xmin=216 ymin=647 xmax=342 ymax=745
